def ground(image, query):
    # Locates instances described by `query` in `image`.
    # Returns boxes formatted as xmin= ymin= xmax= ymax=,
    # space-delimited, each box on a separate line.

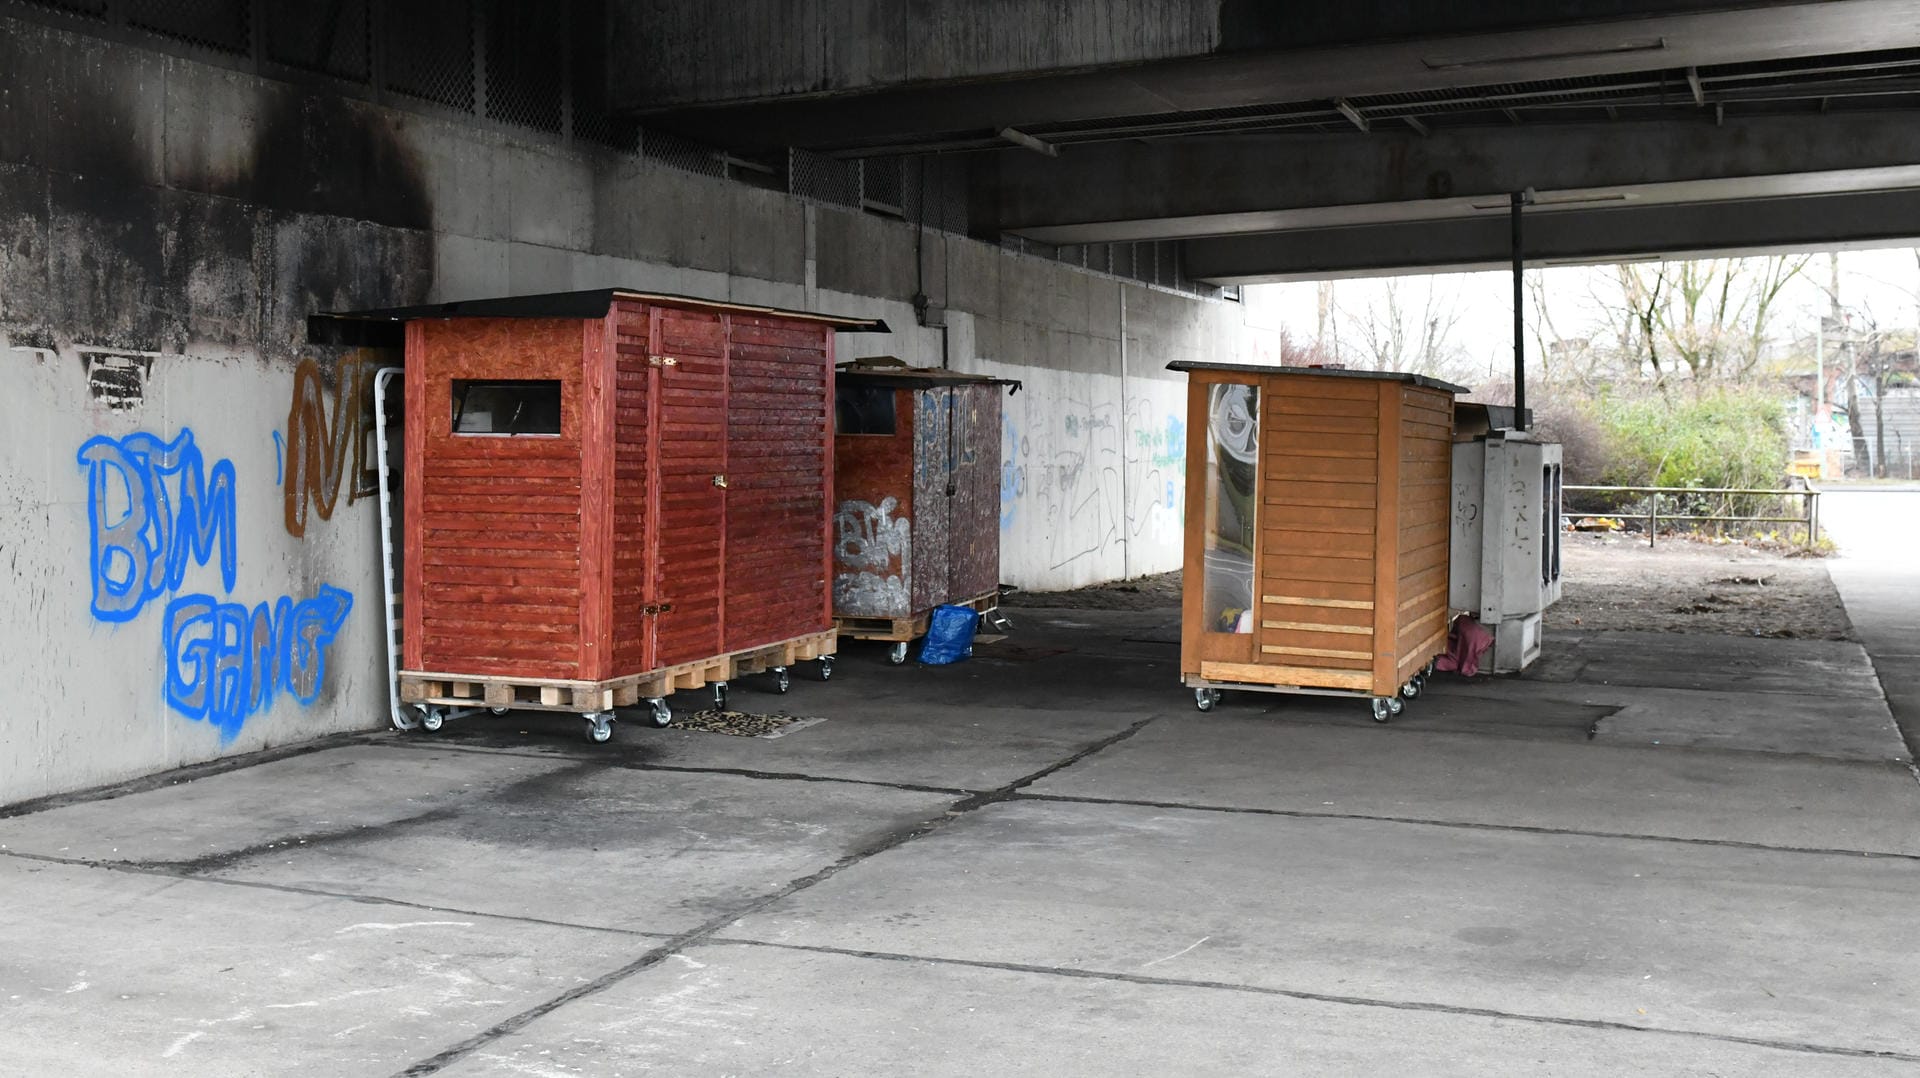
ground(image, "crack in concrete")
xmin=0 ymin=846 xmax=668 ymax=940
xmin=703 ymin=938 xmax=1920 ymax=1065
xmin=1012 ymin=791 xmax=1920 ymax=862
xmin=388 ymin=716 xmax=1162 ymax=1078
xmin=0 ymin=732 xmax=387 ymax=819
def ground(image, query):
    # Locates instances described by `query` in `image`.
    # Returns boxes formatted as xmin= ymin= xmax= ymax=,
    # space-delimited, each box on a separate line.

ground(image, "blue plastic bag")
xmin=917 ymin=604 xmax=981 ymax=665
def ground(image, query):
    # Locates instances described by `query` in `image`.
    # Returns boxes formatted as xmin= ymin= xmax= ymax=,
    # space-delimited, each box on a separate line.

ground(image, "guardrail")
xmin=1562 ymin=484 xmax=1821 ymax=548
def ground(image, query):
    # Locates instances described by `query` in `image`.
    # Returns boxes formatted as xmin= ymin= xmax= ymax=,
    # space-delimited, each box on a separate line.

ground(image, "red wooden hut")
xmin=343 ymin=289 xmax=885 ymax=741
xmin=830 ymin=359 xmax=1017 ymax=661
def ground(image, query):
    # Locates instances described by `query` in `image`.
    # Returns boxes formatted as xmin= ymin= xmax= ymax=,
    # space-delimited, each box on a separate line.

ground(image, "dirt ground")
xmin=1010 ymin=533 xmax=1854 ymax=640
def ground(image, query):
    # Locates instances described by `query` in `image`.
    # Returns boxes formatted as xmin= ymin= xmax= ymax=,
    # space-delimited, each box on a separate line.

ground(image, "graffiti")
xmin=997 ymin=385 xmax=1188 ymax=575
xmin=77 ymin=428 xmax=238 ymax=623
xmin=1000 ymin=412 xmax=1026 ymax=530
xmin=80 ymin=425 xmax=357 ymax=743
xmin=835 ymin=497 xmax=911 ymax=572
xmin=833 ymin=497 xmax=913 ymax=616
xmin=284 ymin=352 xmax=380 ymax=538
xmin=163 ymin=586 xmax=354 ymax=741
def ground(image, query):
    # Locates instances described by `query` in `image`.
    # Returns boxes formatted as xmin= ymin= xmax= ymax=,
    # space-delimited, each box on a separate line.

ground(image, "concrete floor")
xmin=4 ymin=558 xmax=1919 ymax=1074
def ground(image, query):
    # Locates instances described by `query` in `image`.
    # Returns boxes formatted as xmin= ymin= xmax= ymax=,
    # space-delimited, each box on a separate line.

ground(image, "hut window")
xmin=451 ymin=380 xmax=562 ymax=436
xmin=836 ymin=384 xmax=897 ymax=435
xmin=1202 ymin=382 xmax=1260 ymax=634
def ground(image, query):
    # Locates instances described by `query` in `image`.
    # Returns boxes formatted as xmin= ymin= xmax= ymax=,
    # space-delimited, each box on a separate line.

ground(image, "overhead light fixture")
xmin=998 ymin=127 xmax=1059 ymax=157
xmin=1333 ymin=98 xmax=1371 ymax=133
xmin=1422 ymin=37 xmax=1666 ymax=70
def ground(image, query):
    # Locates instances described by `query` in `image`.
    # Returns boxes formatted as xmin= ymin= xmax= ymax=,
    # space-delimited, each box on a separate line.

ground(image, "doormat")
xmin=672 ymin=710 xmax=827 ymax=738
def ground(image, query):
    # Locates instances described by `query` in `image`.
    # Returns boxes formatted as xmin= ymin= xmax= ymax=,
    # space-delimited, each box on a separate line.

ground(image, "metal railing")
xmin=1562 ymin=484 xmax=1821 ymax=548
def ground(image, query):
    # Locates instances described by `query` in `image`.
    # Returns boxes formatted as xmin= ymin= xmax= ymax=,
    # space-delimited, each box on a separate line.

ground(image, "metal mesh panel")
xmin=862 ymin=155 xmax=906 ymax=211
xmin=483 ymin=0 xmax=562 ymax=133
xmin=788 ymin=148 xmax=861 ymax=208
xmin=642 ymin=128 xmax=726 ymax=177
xmin=7 ymin=0 xmax=107 ymax=16
xmin=266 ymin=1 xmax=371 ymax=82
xmin=126 ymin=0 xmax=249 ymax=54
xmin=384 ymin=0 xmax=475 ymax=111
xmin=567 ymin=0 xmax=639 ymax=151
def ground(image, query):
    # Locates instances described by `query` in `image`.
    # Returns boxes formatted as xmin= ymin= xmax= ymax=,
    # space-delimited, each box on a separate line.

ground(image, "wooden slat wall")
xmin=1257 ymin=376 xmax=1380 ymax=681
xmin=406 ymin=318 xmax=589 ymax=679
xmin=723 ymin=315 xmax=834 ymax=652
xmin=1395 ymin=385 xmax=1455 ymax=683
xmin=949 ymin=384 xmax=1002 ymax=601
xmin=608 ymin=301 xmax=655 ymax=677
xmin=651 ymin=305 xmax=729 ymax=668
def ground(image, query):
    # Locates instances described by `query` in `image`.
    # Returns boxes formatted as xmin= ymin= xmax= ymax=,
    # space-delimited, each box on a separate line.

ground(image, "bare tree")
xmin=1585 ymin=255 xmax=1807 ymax=386
xmin=1337 ymin=278 xmax=1471 ymax=380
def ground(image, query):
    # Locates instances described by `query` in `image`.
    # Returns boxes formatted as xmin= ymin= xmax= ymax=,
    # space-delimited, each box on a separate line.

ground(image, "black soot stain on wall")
xmin=16 ymin=66 xmax=436 ymax=360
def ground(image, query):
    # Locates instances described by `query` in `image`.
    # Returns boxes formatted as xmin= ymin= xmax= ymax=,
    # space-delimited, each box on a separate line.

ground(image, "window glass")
xmin=451 ymin=379 xmax=562 ymax=436
xmin=835 ymin=384 xmax=897 ymax=435
xmin=1203 ymin=382 xmax=1260 ymax=633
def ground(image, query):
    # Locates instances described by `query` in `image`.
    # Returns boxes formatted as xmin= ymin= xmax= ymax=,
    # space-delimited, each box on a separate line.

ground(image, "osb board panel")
xmin=407 ymin=317 xmax=591 ymax=680
xmin=832 ymin=388 xmax=915 ymax=619
xmin=910 ymin=387 xmax=951 ymax=616
xmin=948 ymin=384 xmax=1002 ymax=603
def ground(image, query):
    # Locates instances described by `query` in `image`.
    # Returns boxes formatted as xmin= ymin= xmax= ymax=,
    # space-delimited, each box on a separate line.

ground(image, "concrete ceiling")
xmin=620 ymin=1 xmax=1920 ymax=280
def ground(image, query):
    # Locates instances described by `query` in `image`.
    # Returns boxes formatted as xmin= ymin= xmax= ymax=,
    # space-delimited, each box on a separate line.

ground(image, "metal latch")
xmin=711 ymin=474 xmax=728 ymax=489
xmin=647 ymin=354 xmax=679 ymax=368
xmin=641 ymin=602 xmax=675 ymax=615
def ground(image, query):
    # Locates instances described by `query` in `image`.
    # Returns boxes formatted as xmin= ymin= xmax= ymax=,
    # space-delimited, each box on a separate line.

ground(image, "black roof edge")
xmin=1166 ymin=360 xmax=1469 ymax=395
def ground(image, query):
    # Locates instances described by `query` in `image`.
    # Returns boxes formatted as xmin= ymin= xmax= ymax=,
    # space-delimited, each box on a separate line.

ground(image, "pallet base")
xmin=835 ymin=590 xmax=1000 ymax=643
xmin=401 ymin=628 xmax=837 ymax=714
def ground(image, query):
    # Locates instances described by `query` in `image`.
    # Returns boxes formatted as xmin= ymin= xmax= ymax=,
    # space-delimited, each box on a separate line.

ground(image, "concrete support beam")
xmin=1181 ymin=189 xmax=1920 ymax=282
xmin=983 ymin=114 xmax=1920 ymax=244
xmin=613 ymin=1 xmax=1920 ymax=154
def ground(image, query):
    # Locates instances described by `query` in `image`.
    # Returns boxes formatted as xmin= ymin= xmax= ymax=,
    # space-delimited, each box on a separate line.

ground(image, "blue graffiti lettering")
xmin=77 ymin=428 xmax=237 ymax=622
xmin=81 ymin=425 xmax=356 ymax=741
xmin=163 ymin=585 xmax=354 ymax=743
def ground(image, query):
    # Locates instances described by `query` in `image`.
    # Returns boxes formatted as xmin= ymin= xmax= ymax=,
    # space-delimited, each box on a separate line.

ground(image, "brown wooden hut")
xmin=1168 ymin=362 xmax=1464 ymax=721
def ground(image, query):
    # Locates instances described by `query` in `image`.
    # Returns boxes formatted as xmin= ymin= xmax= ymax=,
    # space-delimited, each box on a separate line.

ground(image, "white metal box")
xmin=1450 ymin=433 xmax=1563 ymax=672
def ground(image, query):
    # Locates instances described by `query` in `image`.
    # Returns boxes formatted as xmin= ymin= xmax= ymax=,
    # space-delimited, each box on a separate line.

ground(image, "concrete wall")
xmin=0 ymin=17 xmax=1244 ymax=805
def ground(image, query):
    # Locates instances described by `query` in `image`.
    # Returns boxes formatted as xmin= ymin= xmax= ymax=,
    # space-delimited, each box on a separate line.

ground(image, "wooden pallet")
xmin=834 ymin=590 xmax=1001 ymax=642
xmin=400 ymin=628 xmax=838 ymax=714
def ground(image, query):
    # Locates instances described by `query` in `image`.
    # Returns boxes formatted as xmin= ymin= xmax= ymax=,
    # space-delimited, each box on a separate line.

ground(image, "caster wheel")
xmin=1194 ymin=687 xmax=1220 ymax=712
xmin=713 ymin=682 xmax=729 ymax=711
xmin=1388 ymin=695 xmax=1405 ymax=716
xmin=1401 ymin=678 xmax=1421 ymax=700
xmin=888 ymin=641 xmax=910 ymax=665
xmin=584 ymin=713 xmax=614 ymax=743
xmin=489 ymin=707 xmax=507 ymax=715
xmin=770 ymin=667 xmax=791 ymax=694
xmin=646 ymin=699 xmax=672 ymax=728
xmin=819 ymin=656 xmax=835 ymax=681
xmin=1371 ymin=697 xmax=1393 ymax=723
xmin=419 ymin=707 xmax=445 ymax=733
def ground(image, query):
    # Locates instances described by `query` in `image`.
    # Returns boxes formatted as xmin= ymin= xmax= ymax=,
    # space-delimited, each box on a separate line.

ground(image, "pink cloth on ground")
xmin=1433 ymin=615 xmax=1494 ymax=678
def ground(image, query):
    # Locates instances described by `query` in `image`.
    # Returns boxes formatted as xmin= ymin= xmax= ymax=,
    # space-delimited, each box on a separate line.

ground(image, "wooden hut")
xmin=1167 ymin=362 xmax=1464 ymax=721
xmin=348 ymin=289 xmax=885 ymax=741
xmin=830 ymin=359 xmax=1017 ymax=661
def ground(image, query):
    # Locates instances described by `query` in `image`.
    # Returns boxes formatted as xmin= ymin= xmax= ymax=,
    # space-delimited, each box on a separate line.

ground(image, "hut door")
xmin=649 ymin=306 xmax=728 ymax=667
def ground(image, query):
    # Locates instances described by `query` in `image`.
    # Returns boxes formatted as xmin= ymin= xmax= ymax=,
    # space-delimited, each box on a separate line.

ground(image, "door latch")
xmin=711 ymin=474 xmax=728 ymax=489
xmin=640 ymin=602 xmax=675 ymax=615
xmin=647 ymin=354 xmax=679 ymax=368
